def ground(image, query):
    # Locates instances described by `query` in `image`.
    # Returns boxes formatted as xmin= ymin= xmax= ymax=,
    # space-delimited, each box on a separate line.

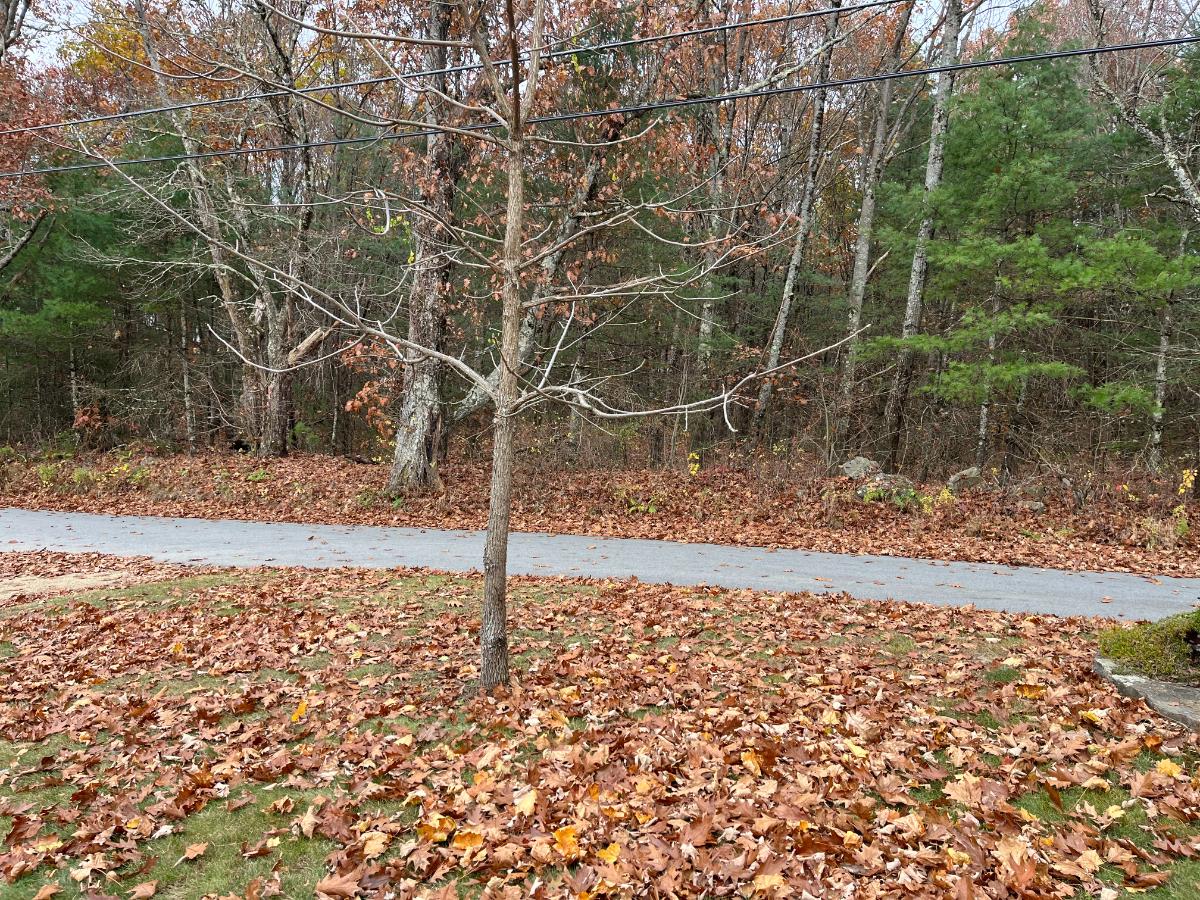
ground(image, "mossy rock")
xmin=1098 ymin=611 xmax=1200 ymax=684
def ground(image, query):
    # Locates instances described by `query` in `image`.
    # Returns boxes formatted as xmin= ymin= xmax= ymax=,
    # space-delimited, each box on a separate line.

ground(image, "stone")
xmin=856 ymin=473 xmax=917 ymax=504
xmin=1094 ymin=656 xmax=1200 ymax=731
xmin=839 ymin=456 xmax=880 ymax=480
xmin=1018 ymin=500 xmax=1045 ymax=514
xmin=947 ymin=466 xmax=983 ymax=495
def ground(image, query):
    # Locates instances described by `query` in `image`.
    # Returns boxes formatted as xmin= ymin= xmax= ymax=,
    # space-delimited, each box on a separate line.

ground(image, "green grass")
xmin=1013 ymin=781 xmax=1200 ymax=898
xmin=3 ymin=785 xmax=339 ymax=900
xmin=1099 ymin=611 xmax=1200 ymax=683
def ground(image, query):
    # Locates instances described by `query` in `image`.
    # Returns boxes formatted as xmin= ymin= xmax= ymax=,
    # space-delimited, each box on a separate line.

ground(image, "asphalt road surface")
xmin=3 ymin=507 xmax=1199 ymax=620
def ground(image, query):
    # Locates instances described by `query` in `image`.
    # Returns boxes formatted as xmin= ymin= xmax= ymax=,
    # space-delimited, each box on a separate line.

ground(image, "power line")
xmin=1 ymin=34 xmax=1196 ymax=180
xmin=1 ymin=0 xmax=903 ymax=139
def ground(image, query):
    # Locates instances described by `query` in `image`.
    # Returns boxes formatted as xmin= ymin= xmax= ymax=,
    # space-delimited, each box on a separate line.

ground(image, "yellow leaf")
xmin=845 ymin=740 xmax=868 ymax=759
xmin=553 ymin=824 xmax=581 ymax=858
xmin=361 ymin=830 xmax=390 ymax=859
xmin=452 ymin=829 xmax=484 ymax=850
xmin=1104 ymin=804 xmax=1125 ymax=820
xmin=1076 ymin=848 xmax=1103 ymax=873
xmin=291 ymin=699 xmax=308 ymax=723
xmin=596 ymin=842 xmax=620 ymax=864
xmin=946 ymin=847 xmax=971 ymax=866
xmin=514 ymin=787 xmax=538 ymax=816
xmin=741 ymin=749 xmax=763 ymax=776
xmin=1080 ymin=708 xmax=1107 ymax=724
xmin=752 ymin=872 xmax=785 ymax=893
xmin=1015 ymin=684 xmax=1045 ymax=699
xmin=169 ymin=641 xmax=183 ymax=655
xmin=417 ymin=814 xmax=456 ymax=843
xmin=1156 ymin=758 xmax=1183 ymax=778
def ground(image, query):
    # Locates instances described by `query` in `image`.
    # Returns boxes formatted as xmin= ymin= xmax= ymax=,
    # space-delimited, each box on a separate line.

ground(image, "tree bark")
xmin=1149 ymin=299 xmax=1173 ymax=472
xmin=388 ymin=0 xmax=455 ymax=493
xmin=975 ymin=287 xmax=1001 ymax=468
xmin=180 ymin=305 xmax=196 ymax=448
xmin=881 ymin=0 xmax=963 ymax=472
xmin=479 ymin=135 xmax=524 ymax=693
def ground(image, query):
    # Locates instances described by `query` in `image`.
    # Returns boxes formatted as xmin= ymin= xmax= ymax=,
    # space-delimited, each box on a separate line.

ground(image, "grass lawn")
xmin=0 ymin=564 xmax=1198 ymax=898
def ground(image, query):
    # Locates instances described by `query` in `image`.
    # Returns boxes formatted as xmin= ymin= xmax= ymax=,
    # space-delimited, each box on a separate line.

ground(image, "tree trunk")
xmin=260 ymin=371 xmax=290 ymax=456
xmin=1149 ymin=300 xmax=1173 ymax=472
xmin=180 ymin=305 xmax=196 ymax=448
xmin=830 ymin=19 xmax=910 ymax=459
xmin=388 ymin=0 xmax=454 ymax=493
xmin=752 ymin=0 xmax=842 ymax=432
xmin=258 ymin=292 xmax=290 ymax=457
xmin=68 ymin=343 xmax=80 ymax=417
xmin=975 ymin=289 xmax=1000 ymax=468
xmin=479 ymin=138 xmax=525 ymax=693
xmin=881 ymin=0 xmax=962 ymax=472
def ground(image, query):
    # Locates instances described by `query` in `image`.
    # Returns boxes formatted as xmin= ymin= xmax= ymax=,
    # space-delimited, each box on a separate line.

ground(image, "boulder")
xmin=1018 ymin=500 xmax=1045 ymax=514
xmin=856 ymin=472 xmax=917 ymax=504
xmin=947 ymin=466 xmax=983 ymax=495
xmin=839 ymin=456 xmax=881 ymax=480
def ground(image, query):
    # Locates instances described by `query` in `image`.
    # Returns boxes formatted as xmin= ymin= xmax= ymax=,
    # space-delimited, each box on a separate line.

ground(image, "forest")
xmin=0 ymin=0 xmax=1195 ymax=490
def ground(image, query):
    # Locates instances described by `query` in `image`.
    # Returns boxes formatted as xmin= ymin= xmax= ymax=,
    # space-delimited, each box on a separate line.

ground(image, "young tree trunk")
xmin=752 ymin=0 xmax=842 ymax=432
xmin=975 ymin=289 xmax=1000 ymax=468
xmin=881 ymin=0 xmax=962 ymax=472
xmin=1149 ymin=299 xmax=1173 ymax=472
xmin=479 ymin=138 xmax=525 ymax=693
xmin=388 ymin=0 xmax=454 ymax=494
xmin=68 ymin=343 xmax=80 ymax=417
xmin=180 ymin=305 xmax=196 ymax=448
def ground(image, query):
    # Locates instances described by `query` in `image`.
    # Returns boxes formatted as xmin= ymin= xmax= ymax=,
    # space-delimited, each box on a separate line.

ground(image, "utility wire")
xmin=0 ymin=0 xmax=906 ymax=138
xmin=1 ymin=34 xmax=1196 ymax=180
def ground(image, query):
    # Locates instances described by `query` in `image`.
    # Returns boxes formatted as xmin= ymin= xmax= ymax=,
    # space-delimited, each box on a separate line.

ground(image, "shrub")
xmin=36 ymin=463 xmax=59 ymax=487
xmin=70 ymin=466 xmax=100 ymax=493
xmin=614 ymin=486 xmax=661 ymax=515
xmin=1098 ymin=611 xmax=1200 ymax=684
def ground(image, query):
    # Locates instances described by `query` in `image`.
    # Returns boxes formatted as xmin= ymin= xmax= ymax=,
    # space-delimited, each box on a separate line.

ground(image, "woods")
xmin=0 ymin=0 xmax=1193 ymax=478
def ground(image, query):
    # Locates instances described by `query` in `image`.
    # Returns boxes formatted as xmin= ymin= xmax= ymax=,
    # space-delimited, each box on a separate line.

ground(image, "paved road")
xmin=3 ymin=507 xmax=1199 ymax=620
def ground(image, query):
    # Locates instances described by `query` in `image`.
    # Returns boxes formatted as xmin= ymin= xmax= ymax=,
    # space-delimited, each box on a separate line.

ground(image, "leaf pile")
xmin=0 ymin=550 xmax=204 ymax=589
xmin=4 ymin=450 xmax=1198 ymax=576
xmin=0 ymin=562 xmax=1198 ymax=897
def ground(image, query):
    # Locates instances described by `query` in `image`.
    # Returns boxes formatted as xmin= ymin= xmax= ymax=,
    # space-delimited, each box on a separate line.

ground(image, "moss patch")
xmin=1099 ymin=611 xmax=1200 ymax=684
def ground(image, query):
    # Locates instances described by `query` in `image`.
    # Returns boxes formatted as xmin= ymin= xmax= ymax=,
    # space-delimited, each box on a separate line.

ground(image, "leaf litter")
xmin=0 ymin=553 xmax=1197 ymax=897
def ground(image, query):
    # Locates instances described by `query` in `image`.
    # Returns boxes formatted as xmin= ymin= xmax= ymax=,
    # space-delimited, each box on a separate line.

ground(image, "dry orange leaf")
xmin=180 ymin=842 xmax=208 ymax=862
xmin=553 ymin=824 xmax=581 ymax=858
